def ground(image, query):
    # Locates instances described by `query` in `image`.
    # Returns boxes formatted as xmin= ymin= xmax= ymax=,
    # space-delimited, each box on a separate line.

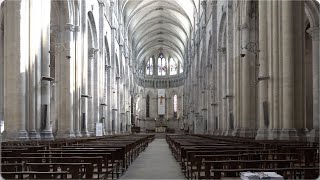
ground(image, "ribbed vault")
xmin=121 ymin=0 xmax=197 ymax=66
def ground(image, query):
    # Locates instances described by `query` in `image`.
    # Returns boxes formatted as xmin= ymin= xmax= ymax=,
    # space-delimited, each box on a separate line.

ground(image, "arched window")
xmin=170 ymin=58 xmax=178 ymax=75
xmin=158 ymin=53 xmax=166 ymax=76
xmin=146 ymin=95 xmax=150 ymax=117
xmin=146 ymin=58 xmax=153 ymax=75
xmin=173 ymin=94 xmax=177 ymax=117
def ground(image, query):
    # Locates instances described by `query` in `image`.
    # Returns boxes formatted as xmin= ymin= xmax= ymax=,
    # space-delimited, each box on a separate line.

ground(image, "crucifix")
xmin=159 ymin=96 xmax=165 ymax=104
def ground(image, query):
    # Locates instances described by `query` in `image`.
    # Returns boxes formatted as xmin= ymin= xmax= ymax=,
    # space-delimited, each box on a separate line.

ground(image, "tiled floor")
xmin=120 ymin=139 xmax=185 ymax=180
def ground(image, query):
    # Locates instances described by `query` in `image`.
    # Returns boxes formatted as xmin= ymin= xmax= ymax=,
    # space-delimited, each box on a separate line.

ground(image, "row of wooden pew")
xmin=166 ymin=134 xmax=319 ymax=179
xmin=1 ymin=134 xmax=155 ymax=179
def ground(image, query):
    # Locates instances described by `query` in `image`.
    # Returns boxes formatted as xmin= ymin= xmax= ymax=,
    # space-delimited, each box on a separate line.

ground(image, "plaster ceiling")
xmin=121 ymin=0 xmax=197 ymax=65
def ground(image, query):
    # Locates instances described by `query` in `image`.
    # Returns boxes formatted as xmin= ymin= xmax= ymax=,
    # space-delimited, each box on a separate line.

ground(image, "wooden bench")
xmin=1 ymin=171 xmax=68 ymax=179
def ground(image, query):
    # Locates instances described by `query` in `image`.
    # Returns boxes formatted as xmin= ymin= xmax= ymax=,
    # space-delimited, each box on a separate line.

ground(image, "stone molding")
xmin=88 ymin=48 xmax=99 ymax=58
xmin=64 ymin=23 xmax=75 ymax=32
xmin=237 ymin=23 xmax=249 ymax=31
xmin=74 ymin=25 xmax=80 ymax=32
xmin=307 ymin=27 xmax=320 ymax=41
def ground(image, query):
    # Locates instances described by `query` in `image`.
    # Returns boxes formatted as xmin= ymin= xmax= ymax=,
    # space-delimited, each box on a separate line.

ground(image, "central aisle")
xmin=120 ymin=138 xmax=185 ymax=179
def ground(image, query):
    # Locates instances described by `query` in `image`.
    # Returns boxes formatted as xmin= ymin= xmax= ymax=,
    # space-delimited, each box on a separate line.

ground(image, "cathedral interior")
xmin=0 ymin=0 xmax=319 ymax=179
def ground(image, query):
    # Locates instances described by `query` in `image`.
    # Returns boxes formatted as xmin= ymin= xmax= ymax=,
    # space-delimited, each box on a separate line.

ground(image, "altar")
xmin=155 ymin=126 xmax=167 ymax=133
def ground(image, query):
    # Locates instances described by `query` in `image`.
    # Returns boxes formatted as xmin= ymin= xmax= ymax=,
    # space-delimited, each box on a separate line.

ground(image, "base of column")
xmin=255 ymin=129 xmax=270 ymax=140
xmin=29 ymin=130 xmax=40 ymax=139
xmin=232 ymin=128 xmax=256 ymax=138
xmin=279 ymin=128 xmax=308 ymax=141
xmin=55 ymin=130 xmax=75 ymax=139
xmin=41 ymin=130 xmax=54 ymax=140
xmin=213 ymin=130 xmax=222 ymax=135
xmin=307 ymin=129 xmax=319 ymax=142
xmin=18 ymin=130 xmax=29 ymax=140
xmin=2 ymin=130 xmax=29 ymax=141
xmin=74 ymin=131 xmax=82 ymax=137
xmin=81 ymin=131 xmax=90 ymax=137
xmin=88 ymin=131 xmax=95 ymax=136
xmin=224 ymin=129 xmax=234 ymax=136
xmin=267 ymin=128 xmax=281 ymax=140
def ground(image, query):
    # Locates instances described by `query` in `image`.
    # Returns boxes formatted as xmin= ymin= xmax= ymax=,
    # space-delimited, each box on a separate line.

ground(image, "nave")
xmin=1 ymin=133 xmax=319 ymax=179
xmin=120 ymin=138 xmax=184 ymax=179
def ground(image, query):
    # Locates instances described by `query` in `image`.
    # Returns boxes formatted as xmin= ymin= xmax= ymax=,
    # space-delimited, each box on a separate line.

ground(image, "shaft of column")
xmin=239 ymin=21 xmax=255 ymax=137
xmin=232 ymin=9 xmax=241 ymax=137
xmin=73 ymin=24 xmax=81 ymax=137
xmin=271 ymin=1 xmax=281 ymax=140
xmin=307 ymin=27 xmax=320 ymax=142
xmin=256 ymin=0 xmax=269 ymax=140
xmin=80 ymin=0 xmax=89 ymax=137
xmin=88 ymin=48 xmax=95 ymax=135
xmin=28 ymin=0 xmax=40 ymax=139
xmin=4 ymin=0 xmax=29 ymax=140
xmin=93 ymin=49 xmax=100 ymax=128
xmin=56 ymin=23 xmax=76 ymax=139
xmin=280 ymin=1 xmax=304 ymax=140
xmin=0 ymin=2 xmax=3 ymax=134
xmin=40 ymin=0 xmax=53 ymax=139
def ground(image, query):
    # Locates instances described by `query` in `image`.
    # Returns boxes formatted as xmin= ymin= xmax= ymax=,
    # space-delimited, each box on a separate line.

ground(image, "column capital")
xmin=88 ymin=48 xmax=99 ymax=58
xmin=74 ymin=25 xmax=80 ymax=32
xmin=201 ymin=0 xmax=207 ymax=8
xmin=64 ymin=23 xmax=75 ymax=32
xmin=237 ymin=23 xmax=249 ymax=31
xmin=98 ymin=1 xmax=105 ymax=7
xmin=217 ymin=47 xmax=226 ymax=54
xmin=307 ymin=27 xmax=320 ymax=41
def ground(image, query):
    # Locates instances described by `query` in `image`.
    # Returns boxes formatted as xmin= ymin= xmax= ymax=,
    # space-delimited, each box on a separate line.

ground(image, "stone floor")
xmin=120 ymin=138 xmax=185 ymax=180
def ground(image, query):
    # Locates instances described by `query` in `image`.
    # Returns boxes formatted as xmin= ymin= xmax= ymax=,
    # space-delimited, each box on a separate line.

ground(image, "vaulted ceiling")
xmin=121 ymin=0 xmax=198 ymax=65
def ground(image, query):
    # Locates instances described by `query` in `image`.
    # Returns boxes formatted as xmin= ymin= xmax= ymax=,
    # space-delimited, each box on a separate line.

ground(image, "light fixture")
xmin=255 ymin=76 xmax=270 ymax=85
xmin=81 ymin=94 xmax=92 ymax=98
xmin=257 ymin=76 xmax=270 ymax=81
xmin=41 ymin=76 xmax=54 ymax=82
xmin=241 ymin=42 xmax=260 ymax=57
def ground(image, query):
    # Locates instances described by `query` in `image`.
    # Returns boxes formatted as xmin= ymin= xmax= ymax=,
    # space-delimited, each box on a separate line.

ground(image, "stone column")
xmin=74 ymin=25 xmax=81 ymax=137
xmin=280 ymin=1 xmax=304 ymax=140
xmin=93 ymin=48 xmax=100 ymax=129
xmin=106 ymin=65 xmax=112 ymax=135
xmin=28 ymin=0 xmax=42 ymax=139
xmin=80 ymin=0 xmax=89 ymax=137
xmin=225 ymin=1 xmax=234 ymax=136
xmin=256 ymin=0 xmax=269 ymax=140
xmin=87 ymin=48 xmax=95 ymax=135
xmin=232 ymin=8 xmax=241 ymax=137
xmin=307 ymin=27 xmax=320 ymax=142
xmin=56 ymin=23 xmax=76 ymax=139
xmin=270 ymin=1 xmax=281 ymax=140
xmin=112 ymin=109 xmax=117 ymax=134
xmin=121 ymin=112 xmax=125 ymax=134
xmin=40 ymin=0 xmax=53 ymax=139
xmin=239 ymin=21 xmax=256 ymax=137
xmin=99 ymin=2 xmax=105 ymax=135
xmin=0 ymin=1 xmax=4 ymax=134
xmin=3 ymin=0 xmax=29 ymax=140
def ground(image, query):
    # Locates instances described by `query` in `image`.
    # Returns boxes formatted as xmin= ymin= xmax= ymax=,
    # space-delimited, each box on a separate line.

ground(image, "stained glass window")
xmin=173 ymin=94 xmax=177 ymax=117
xmin=146 ymin=58 xmax=153 ymax=75
xmin=170 ymin=58 xmax=178 ymax=75
xmin=158 ymin=53 xmax=166 ymax=76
